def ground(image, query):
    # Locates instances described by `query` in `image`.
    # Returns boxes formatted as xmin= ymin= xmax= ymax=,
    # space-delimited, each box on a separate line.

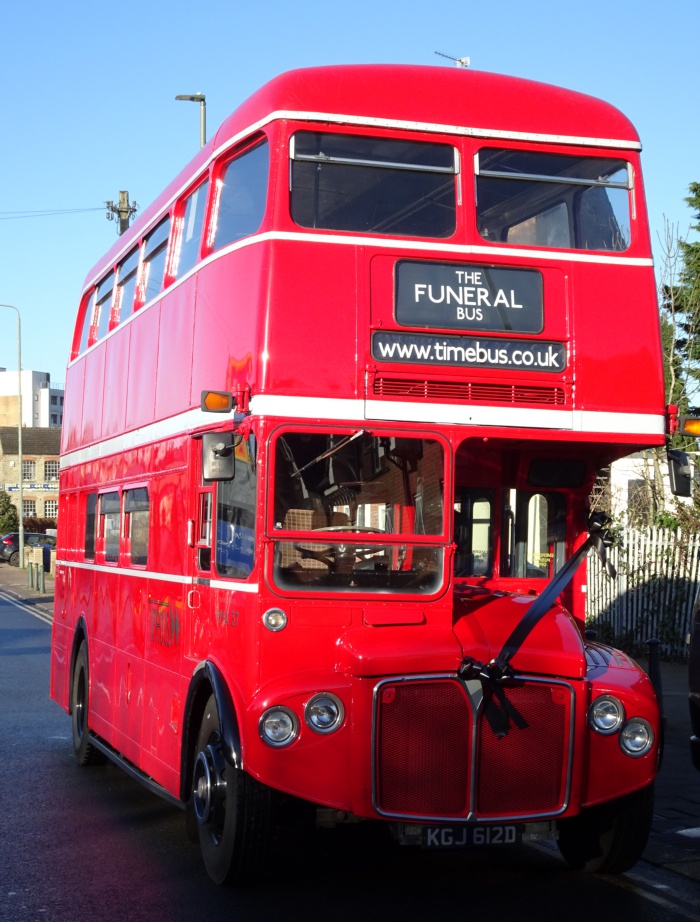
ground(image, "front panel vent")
xmin=372 ymin=377 xmax=567 ymax=406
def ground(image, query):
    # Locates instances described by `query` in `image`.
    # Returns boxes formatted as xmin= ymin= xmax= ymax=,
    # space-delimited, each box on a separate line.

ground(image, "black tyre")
xmin=70 ymin=641 xmax=105 ymax=766
xmin=557 ymin=783 xmax=654 ymax=873
xmin=9 ymin=550 xmax=19 ymax=567
xmin=192 ymin=694 xmax=275 ymax=885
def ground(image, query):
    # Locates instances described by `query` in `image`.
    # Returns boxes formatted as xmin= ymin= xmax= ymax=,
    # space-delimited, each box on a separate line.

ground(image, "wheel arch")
xmin=180 ymin=661 xmax=242 ymax=803
xmin=68 ymin=617 xmax=89 ymax=714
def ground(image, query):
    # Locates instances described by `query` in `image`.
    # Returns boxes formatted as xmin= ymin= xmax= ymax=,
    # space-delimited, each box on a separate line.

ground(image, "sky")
xmin=1 ymin=0 xmax=698 ymax=384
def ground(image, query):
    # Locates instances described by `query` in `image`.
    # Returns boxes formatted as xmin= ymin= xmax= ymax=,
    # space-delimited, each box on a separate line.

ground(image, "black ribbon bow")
xmin=460 ymin=513 xmax=616 ymax=737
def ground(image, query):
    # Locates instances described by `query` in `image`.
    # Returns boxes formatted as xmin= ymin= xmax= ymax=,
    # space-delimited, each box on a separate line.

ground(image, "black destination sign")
xmin=395 ymin=261 xmax=543 ymax=333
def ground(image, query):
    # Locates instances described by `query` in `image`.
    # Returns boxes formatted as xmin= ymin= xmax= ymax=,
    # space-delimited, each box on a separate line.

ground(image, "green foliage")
xmin=23 ymin=517 xmax=57 ymax=533
xmin=661 ymin=183 xmax=700 ymax=432
xmin=0 ymin=491 xmax=19 ymax=535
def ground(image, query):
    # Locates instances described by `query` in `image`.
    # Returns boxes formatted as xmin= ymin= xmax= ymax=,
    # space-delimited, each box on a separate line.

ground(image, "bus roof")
xmin=225 ymin=64 xmax=640 ymax=150
xmin=84 ymin=64 xmax=640 ymax=290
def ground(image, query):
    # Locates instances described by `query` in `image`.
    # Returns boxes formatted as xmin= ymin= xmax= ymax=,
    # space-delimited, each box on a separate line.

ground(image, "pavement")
xmin=1 ymin=561 xmax=699 ymax=882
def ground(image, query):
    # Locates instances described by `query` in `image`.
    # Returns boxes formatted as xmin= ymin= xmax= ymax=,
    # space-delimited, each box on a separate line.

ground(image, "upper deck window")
xmin=115 ymin=247 xmax=140 ymax=324
xmin=210 ymin=140 xmax=269 ymax=250
xmin=175 ymin=181 xmax=208 ymax=277
xmin=290 ymin=132 xmax=457 ymax=238
xmin=141 ymin=217 xmax=171 ymax=303
xmin=476 ymin=149 xmax=631 ymax=252
xmin=93 ymin=273 xmax=115 ymax=342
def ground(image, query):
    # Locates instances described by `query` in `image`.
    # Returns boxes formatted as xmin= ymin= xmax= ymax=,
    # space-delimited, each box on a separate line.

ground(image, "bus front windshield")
xmin=271 ymin=430 xmax=444 ymax=594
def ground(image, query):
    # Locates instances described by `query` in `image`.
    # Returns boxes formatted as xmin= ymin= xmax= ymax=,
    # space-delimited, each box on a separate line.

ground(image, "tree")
xmin=0 ymin=491 xmax=19 ymax=535
xmin=660 ymin=184 xmax=700 ymax=422
xmin=594 ymin=188 xmax=700 ymax=528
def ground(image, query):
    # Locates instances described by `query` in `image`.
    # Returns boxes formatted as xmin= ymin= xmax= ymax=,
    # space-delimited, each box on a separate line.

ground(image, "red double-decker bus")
xmin=51 ymin=64 xmax=670 ymax=883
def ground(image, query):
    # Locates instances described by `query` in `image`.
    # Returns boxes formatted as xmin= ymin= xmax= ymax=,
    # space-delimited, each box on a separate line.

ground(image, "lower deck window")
xmin=215 ymin=444 xmax=257 ymax=579
xmin=272 ymin=430 xmax=445 ymax=594
xmin=100 ymin=492 xmax=120 ymax=563
xmin=125 ymin=487 xmax=149 ymax=566
xmin=454 ymin=487 xmax=566 ymax=580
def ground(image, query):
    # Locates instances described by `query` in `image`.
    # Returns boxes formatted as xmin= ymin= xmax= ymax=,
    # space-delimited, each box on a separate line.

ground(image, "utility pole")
xmin=106 ymin=191 xmax=138 ymax=235
xmin=0 ymin=304 xmax=24 ymax=567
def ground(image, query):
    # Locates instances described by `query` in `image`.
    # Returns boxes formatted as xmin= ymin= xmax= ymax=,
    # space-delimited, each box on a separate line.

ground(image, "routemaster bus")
xmin=51 ymin=64 xmax=673 ymax=883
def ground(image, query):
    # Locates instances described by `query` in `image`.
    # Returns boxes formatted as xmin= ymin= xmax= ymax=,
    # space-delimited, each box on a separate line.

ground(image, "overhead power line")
xmin=0 ymin=207 xmax=105 ymax=220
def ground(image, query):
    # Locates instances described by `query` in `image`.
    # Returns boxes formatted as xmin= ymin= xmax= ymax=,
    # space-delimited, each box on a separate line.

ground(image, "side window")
xmin=210 ymin=140 xmax=269 ymax=250
xmin=78 ymin=290 xmax=96 ymax=355
xmin=141 ymin=217 xmax=171 ymax=303
xmin=501 ymin=490 xmax=566 ymax=579
xmin=84 ymin=493 xmax=97 ymax=559
xmin=454 ymin=489 xmax=494 ymax=577
xmin=476 ymin=149 xmax=631 ymax=252
xmin=196 ymin=488 xmax=213 ymax=571
xmin=124 ymin=487 xmax=149 ymax=566
xmin=114 ymin=247 xmax=140 ymax=324
xmin=45 ymin=460 xmax=60 ymax=480
xmin=215 ymin=441 xmax=257 ymax=578
xmin=175 ymin=181 xmax=208 ymax=277
xmin=93 ymin=273 xmax=115 ymax=342
xmin=290 ymin=132 xmax=457 ymax=237
xmin=99 ymin=492 xmax=121 ymax=563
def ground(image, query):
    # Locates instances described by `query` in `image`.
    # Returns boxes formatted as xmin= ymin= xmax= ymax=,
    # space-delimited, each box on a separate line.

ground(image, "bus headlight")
xmin=259 ymin=707 xmax=298 ymax=747
xmin=619 ymin=718 xmax=654 ymax=757
xmin=305 ymin=693 xmax=344 ymax=734
xmin=589 ymin=695 xmax=625 ymax=735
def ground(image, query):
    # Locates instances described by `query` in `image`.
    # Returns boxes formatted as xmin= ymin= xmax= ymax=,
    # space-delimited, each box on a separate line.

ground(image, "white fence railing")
xmin=585 ymin=526 xmax=700 ymax=659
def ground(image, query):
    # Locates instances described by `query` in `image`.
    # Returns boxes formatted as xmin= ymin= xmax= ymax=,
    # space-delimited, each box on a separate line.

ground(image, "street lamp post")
xmin=175 ymin=93 xmax=206 ymax=148
xmin=0 ymin=304 xmax=24 ymax=568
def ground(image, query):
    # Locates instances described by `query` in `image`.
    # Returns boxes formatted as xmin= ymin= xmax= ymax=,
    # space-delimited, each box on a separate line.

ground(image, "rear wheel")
xmin=70 ymin=641 xmax=105 ymax=766
xmin=9 ymin=550 xmax=19 ymax=567
xmin=557 ymin=783 xmax=654 ymax=873
xmin=192 ymin=694 xmax=275 ymax=885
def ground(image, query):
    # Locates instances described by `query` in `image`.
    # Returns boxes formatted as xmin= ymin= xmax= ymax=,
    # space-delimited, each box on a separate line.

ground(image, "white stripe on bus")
xmin=54 ymin=559 xmax=260 ymax=592
xmin=59 ymin=398 xmax=665 ymax=470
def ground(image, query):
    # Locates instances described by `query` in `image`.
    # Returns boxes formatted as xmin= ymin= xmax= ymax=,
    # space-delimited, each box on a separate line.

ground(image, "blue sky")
xmin=1 ymin=0 xmax=697 ymax=383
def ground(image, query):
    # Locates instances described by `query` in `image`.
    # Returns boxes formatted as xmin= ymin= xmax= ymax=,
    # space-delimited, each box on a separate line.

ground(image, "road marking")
xmin=0 ymin=590 xmax=53 ymax=625
xmin=527 ymin=840 xmax=700 ymax=919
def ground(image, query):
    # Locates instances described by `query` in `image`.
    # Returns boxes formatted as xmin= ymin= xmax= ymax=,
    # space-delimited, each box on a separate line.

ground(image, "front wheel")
xmin=192 ymin=694 xmax=275 ymax=885
xmin=557 ymin=783 xmax=654 ymax=873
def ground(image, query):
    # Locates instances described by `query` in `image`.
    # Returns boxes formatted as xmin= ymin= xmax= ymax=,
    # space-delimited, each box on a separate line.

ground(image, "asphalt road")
xmin=1 ymin=585 xmax=700 ymax=922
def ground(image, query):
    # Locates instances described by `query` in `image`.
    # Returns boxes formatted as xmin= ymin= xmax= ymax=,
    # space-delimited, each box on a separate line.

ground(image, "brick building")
xmin=0 ymin=427 xmax=61 ymax=522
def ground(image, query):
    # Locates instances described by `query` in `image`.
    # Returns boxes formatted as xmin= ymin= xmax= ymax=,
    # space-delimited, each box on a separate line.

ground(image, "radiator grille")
xmin=373 ymin=377 xmax=566 ymax=406
xmin=374 ymin=678 xmax=570 ymax=820
xmin=375 ymin=680 xmax=471 ymax=816
xmin=476 ymin=683 xmax=570 ymax=816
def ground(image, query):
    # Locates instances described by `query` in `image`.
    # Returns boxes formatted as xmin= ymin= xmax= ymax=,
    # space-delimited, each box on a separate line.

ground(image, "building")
xmin=600 ymin=450 xmax=697 ymax=524
xmin=0 ymin=427 xmax=61 ymax=522
xmin=0 ymin=369 xmax=64 ymax=428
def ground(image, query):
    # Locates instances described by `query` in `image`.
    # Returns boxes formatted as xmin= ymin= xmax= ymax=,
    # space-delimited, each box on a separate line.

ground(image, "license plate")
xmin=422 ymin=824 xmax=521 ymax=849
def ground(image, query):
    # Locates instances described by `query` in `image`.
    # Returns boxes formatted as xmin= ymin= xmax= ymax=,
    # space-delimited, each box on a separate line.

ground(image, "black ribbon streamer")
xmin=459 ymin=512 xmax=616 ymax=738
